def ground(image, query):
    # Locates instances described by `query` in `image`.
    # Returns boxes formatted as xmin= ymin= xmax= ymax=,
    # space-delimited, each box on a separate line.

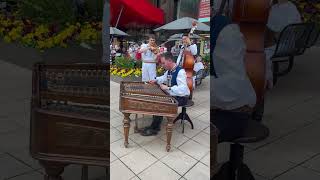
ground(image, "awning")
xmin=110 ymin=0 xmax=165 ymax=28
xmin=154 ymin=17 xmax=210 ymax=32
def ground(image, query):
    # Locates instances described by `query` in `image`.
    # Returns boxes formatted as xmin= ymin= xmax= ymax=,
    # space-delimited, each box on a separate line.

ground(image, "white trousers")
xmin=142 ymin=63 xmax=157 ymax=82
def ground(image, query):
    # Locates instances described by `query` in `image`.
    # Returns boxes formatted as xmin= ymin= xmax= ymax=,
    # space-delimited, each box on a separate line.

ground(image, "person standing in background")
xmin=171 ymin=42 xmax=180 ymax=59
xmin=264 ymin=0 xmax=302 ymax=90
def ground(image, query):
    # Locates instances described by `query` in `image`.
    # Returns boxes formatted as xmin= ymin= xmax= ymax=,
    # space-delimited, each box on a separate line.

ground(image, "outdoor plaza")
xmin=1 ymin=0 xmax=320 ymax=180
xmin=0 ymin=44 xmax=320 ymax=179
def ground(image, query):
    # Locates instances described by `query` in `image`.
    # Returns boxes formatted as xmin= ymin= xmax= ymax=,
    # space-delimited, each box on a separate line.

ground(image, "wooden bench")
xmin=30 ymin=63 xmax=109 ymax=180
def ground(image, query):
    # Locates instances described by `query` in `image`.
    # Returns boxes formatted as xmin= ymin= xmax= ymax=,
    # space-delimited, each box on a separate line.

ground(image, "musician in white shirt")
xmin=194 ymin=56 xmax=205 ymax=72
xmin=176 ymin=35 xmax=198 ymax=67
xmin=139 ymin=35 xmax=159 ymax=82
xmin=265 ymin=0 xmax=302 ymax=89
xmin=141 ymin=52 xmax=190 ymax=136
xmin=193 ymin=56 xmax=205 ymax=88
xmin=212 ymin=23 xmax=257 ymax=142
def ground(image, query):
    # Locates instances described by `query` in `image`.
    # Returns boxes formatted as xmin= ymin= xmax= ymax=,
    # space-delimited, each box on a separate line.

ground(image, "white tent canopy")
xmin=110 ymin=27 xmax=129 ymax=36
xmin=169 ymin=33 xmax=201 ymax=40
xmin=154 ymin=17 xmax=210 ymax=32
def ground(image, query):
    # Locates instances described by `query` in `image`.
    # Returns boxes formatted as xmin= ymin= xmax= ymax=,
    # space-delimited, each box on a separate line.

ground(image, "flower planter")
xmin=110 ymin=74 xmax=141 ymax=83
xmin=0 ymin=40 xmax=102 ymax=69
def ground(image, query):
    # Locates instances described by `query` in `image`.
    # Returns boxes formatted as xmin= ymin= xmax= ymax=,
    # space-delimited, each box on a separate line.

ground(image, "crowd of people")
xmin=110 ymin=34 xmax=207 ymax=88
xmin=110 ymin=33 xmax=208 ymax=136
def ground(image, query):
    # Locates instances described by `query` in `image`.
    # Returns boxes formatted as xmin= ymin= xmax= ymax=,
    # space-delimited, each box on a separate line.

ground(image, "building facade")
xmin=149 ymin=0 xmax=201 ymax=23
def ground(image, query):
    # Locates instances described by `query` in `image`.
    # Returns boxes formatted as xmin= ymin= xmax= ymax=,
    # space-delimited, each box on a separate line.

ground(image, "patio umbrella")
xmin=169 ymin=33 xmax=201 ymax=40
xmin=110 ymin=27 xmax=129 ymax=36
xmin=110 ymin=0 xmax=164 ymax=28
xmin=154 ymin=17 xmax=210 ymax=32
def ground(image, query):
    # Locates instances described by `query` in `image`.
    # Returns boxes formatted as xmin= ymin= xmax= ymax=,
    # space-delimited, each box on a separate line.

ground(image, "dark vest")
xmin=167 ymin=66 xmax=182 ymax=87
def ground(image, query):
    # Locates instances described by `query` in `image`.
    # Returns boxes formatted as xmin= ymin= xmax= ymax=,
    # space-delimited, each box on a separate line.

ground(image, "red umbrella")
xmin=110 ymin=0 xmax=165 ymax=28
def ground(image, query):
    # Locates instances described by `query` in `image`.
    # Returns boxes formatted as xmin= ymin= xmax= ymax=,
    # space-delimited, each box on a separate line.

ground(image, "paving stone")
xmin=0 ymin=153 xmax=33 ymax=179
xmin=274 ymin=166 xmax=320 ymax=180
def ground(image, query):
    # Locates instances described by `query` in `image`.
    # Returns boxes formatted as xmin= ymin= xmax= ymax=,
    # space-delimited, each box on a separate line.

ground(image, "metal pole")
xmin=115 ymin=5 xmax=124 ymax=28
xmin=102 ymin=0 xmax=110 ymax=63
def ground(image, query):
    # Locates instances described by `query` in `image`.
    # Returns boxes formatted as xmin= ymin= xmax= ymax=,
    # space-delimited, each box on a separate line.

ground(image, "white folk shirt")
xmin=267 ymin=1 xmax=301 ymax=33
xmin=211 ymin=24 xmax=256 ymax=110
xmin=265 ymin=1 xmax=301 ymax=83
xmin=176 ymin=44 xmax=197 ymax=66
xmin=156 ymin=68 xmax=190 ymax=97
xmin=140 ymin=43 xmax=157 ymax=62
xmin=194 ymin=62 xmax=204 ymax=72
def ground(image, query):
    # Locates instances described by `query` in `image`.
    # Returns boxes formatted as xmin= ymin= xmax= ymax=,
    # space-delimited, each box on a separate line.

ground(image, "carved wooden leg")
xmin=134 ymin=114 xmax=139 ymax=133
xmin=123 ymin=113 xmax=131 ymax=148
xmin=106 ymin=167 xmax=110 ymax=179
xmin=41 ymin=161 xmax=66 ymax=180
xmin=81 ymin=165 xmax=88 ymax=180
xmin=166 ymin=117 xmax=174 ymax=152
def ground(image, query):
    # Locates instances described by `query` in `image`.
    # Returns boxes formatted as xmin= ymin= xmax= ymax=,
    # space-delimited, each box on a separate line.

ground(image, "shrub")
xmin=17 ymin=0 xmax=77 ymax=25
xmin=202 ymin=54 xmax=210 ymax=63
xmin=83 ymin=0 xmax=103 ymax=21
xmin=134 ymin=60 xmax=142 ymax=68
xmin=114 ymin=56 xmax=135 ymax=69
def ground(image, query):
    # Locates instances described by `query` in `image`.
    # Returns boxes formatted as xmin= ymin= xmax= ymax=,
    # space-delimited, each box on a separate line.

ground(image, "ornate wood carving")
xmin=119 ymin=81 xmax=178 ymax=151
xmin=56 ymin=123 xmax=108 ymax=149
xmin=31 ymin=64 xmax=109 ymax=179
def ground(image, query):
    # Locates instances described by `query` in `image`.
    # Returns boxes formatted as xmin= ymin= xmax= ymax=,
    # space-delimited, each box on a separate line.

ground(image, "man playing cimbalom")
xmin=141 ymin=52 xmax=190 ymax=136
xmin=139 ymin=35 xmax=159 ymax=82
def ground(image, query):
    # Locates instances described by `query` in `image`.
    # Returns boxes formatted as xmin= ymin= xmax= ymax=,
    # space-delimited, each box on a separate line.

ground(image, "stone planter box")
xmin=0 ymin=40 xmax=102 ymax=70
xmin=110 ymin=74 xmax=141 ymax=83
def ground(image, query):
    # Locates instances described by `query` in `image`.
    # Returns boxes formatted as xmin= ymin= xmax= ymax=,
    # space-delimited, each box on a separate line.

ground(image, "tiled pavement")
xmin=110 ymin=78 xmax=210 ymax=180
xmin=217 ymin=46 xmax=320 ymax=180
xmin=1 ymin=45 xmax=320 ymax=180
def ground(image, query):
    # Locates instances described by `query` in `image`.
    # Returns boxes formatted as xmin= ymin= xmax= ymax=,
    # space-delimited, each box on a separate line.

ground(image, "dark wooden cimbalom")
xmin=30 ymin=63 xmax=109 ymax=180
xmin=119 ymin=81 xmax=178 ymax=152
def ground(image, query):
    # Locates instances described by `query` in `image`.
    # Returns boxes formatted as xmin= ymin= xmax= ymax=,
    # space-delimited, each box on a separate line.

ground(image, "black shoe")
xmin=140 ymin=127 xmax=158 ymax=136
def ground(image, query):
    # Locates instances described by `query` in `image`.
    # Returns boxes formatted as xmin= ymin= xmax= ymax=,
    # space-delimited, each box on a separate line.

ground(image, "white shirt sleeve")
xmin=176 ymin=49 xmax=183 ymax=65
xmin=194 ymin=62 xmax=205 ymax=72
xmin=190 ymin=44 xmax=198 ymax=56
xmin=156 ymin=71 xmax=168 ymax=84
xmin=168 ymin=69 xmax=190 ymax=97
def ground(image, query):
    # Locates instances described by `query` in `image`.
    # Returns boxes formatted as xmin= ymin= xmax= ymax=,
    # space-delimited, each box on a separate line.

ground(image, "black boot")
xmin=150 ymin=116 xmax=163 ymax=131
xmin=252 ymin=100 xmax=264 ymax=122
xmin=140 ymin=116 xmax=163 ymax=136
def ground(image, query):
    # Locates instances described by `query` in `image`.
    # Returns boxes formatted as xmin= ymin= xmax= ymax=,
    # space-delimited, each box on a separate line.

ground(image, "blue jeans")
xmin=211 ymin=109 xmax=250 ymax=143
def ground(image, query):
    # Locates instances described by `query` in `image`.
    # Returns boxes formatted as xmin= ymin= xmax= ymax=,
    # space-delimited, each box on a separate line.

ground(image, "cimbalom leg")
xmin=41 ymin=161 xmax=66 ymax=180
xmin=123 ymin=113 xmax=131 ymax=148
xmin=166 ymin=117 xmax=174 ymax=152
